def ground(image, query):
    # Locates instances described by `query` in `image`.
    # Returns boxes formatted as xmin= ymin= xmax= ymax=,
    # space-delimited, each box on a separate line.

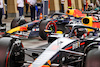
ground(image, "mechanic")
xmin=17 ymin=0 xmax=24 ymax=17
xmin=89 ymin=0 xmax=100 ymax=10
xmin=61 ymin=0 xmax=65 ymax=13
xmin=83 ymin=0 xmax=87 ymax=11
xmin=68 ymin=0 xmax=72 ymax=8
xmin=36 ymin=0 xmax=43 ymax=20
xmin=0 ymin=0 xmax=4 ymax=24
xmin=88 ymin=3 xmax=94 ymax=10
xmin=27 ymin=0 xmax=36 ymax=21
xmin=90 ymin=0 xmax=100 ymax=8
xmin=96 ymin=0 xmax=100 ymax=7
xmin=90 ymin=0 xmax=96 ymax=6
xmin=25 ymin=0 xmax=29 ymax=15
xmin=4 ymin=0 xmax=7 ymax=19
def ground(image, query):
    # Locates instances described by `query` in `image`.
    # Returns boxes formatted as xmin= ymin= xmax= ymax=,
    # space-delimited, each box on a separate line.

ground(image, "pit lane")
xmin=2 ymin=17 xmax=73 ymax=67
xmin=3 ymin=17 xmax=48 ymax=67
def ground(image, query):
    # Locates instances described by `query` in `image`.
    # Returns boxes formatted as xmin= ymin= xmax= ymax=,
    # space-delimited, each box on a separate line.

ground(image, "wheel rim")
xmin=46 ymin=21 xmax=57 ymax=36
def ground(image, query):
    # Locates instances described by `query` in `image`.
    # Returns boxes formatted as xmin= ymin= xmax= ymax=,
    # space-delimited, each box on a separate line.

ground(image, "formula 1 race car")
xmin=0 ymin=12 xmax=82 ymax=40
xmin=0 ymin=16 xmax=57 ymax=40
xmin=64 ymin=9 xmax=100 ymax=29
xmin=1 ymin=24 xmax=100 ymax=67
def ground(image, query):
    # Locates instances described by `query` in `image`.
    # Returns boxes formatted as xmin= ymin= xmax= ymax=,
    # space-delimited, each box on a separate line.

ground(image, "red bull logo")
xmin=20 ymin=27 xmax=28 ymax=31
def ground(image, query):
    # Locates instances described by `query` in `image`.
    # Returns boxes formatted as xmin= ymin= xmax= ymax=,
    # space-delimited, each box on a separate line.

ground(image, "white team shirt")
xmin=17 ymin=0 xmax=24 ymax=7
xmin=89 ymin=3 xmax=94 ymax=8
xmin=83 ymin=0 xmax=86 ymax=5
xmin=96 ymin=0 xmax=100 ymax=6
xmin=27 ymin=0 xmax=36 ymax=6
xmin=96 ymin=0 xmax=100 ymax=3
xmin=0 ymin=0 xmax=3 ymax=8
xmin=61 ymin=0 xmax=65 ymax=4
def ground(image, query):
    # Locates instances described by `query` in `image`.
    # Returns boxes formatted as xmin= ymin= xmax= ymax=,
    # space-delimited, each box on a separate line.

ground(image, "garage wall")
xmin=7 ymin=0 xmax=19 ymax=17
xmin=50 ymin=0 xmax=55 ymax=12
xmin=71 ymin=0 xmax=76 ymax=9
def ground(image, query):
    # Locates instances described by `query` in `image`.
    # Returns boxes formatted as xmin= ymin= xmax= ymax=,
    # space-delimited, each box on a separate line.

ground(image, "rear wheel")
xmin=11 ymin=18 xmax=27 ymax=29
xmin=39 ymin=20 xmax=57 ymax=40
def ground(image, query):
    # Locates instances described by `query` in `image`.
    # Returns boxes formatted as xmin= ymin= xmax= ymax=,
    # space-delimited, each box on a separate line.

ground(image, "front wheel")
xmin=85 ymin=48 xmax=100 ymax=67
xmin=39 ymin=20 xmax=57 ymax=40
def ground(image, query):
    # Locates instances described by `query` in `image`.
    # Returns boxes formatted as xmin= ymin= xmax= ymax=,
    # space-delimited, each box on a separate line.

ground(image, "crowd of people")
xmin=83 ymin=0 xmax=100 ymax=11
xmin=0 ymin=0 xmax=8 ymax=24
xmin=0 ymin=0 xmax=100 ymax=24
xmin=60 ymin=0 xmax=100 ymax=12
xmin=0 ymin=0 xmax=4 ymax=24
xmin=17 ymin=0 xmax=43 ymax=21
xmin=0 ymin=0 xmax=43 ymax=24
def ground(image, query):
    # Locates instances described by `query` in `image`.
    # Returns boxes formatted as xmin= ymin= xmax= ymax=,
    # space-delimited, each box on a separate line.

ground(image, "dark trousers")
xmin=37 ymin=9 xmax=40 ymax=19
xmin=30 ymin=6 xmax=35 ymax=21
xmin=4 ymin=0 xmax=7 ymax=19
xmin=37 ymin=7 xmax=43 ymax=19
xmin=25 ymin=3 xmax=29 ymax=14
xmin=5 ymin=11 xmax=7 ymax=19
xmin=0 ymin=8 xmax=2 ymax=24
xmin=18 ymin=7 xmax=24 ymax=16
xmin=84 ymin=5 xmax=86 ymax=11
xmin=61 ymin=4 xmax=64 ymax=13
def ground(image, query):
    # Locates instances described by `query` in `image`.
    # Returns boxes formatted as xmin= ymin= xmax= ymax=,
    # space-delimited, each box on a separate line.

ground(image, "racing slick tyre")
xmin=0 ymin=37 xmax=25 ymax=67
xmin=11 ymin=17 xmax=27 ymax=29
xmin=85 ymin=48 xmax=100 ymax=67
xmin=39 ymin=20 xmax=57 ymax=40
